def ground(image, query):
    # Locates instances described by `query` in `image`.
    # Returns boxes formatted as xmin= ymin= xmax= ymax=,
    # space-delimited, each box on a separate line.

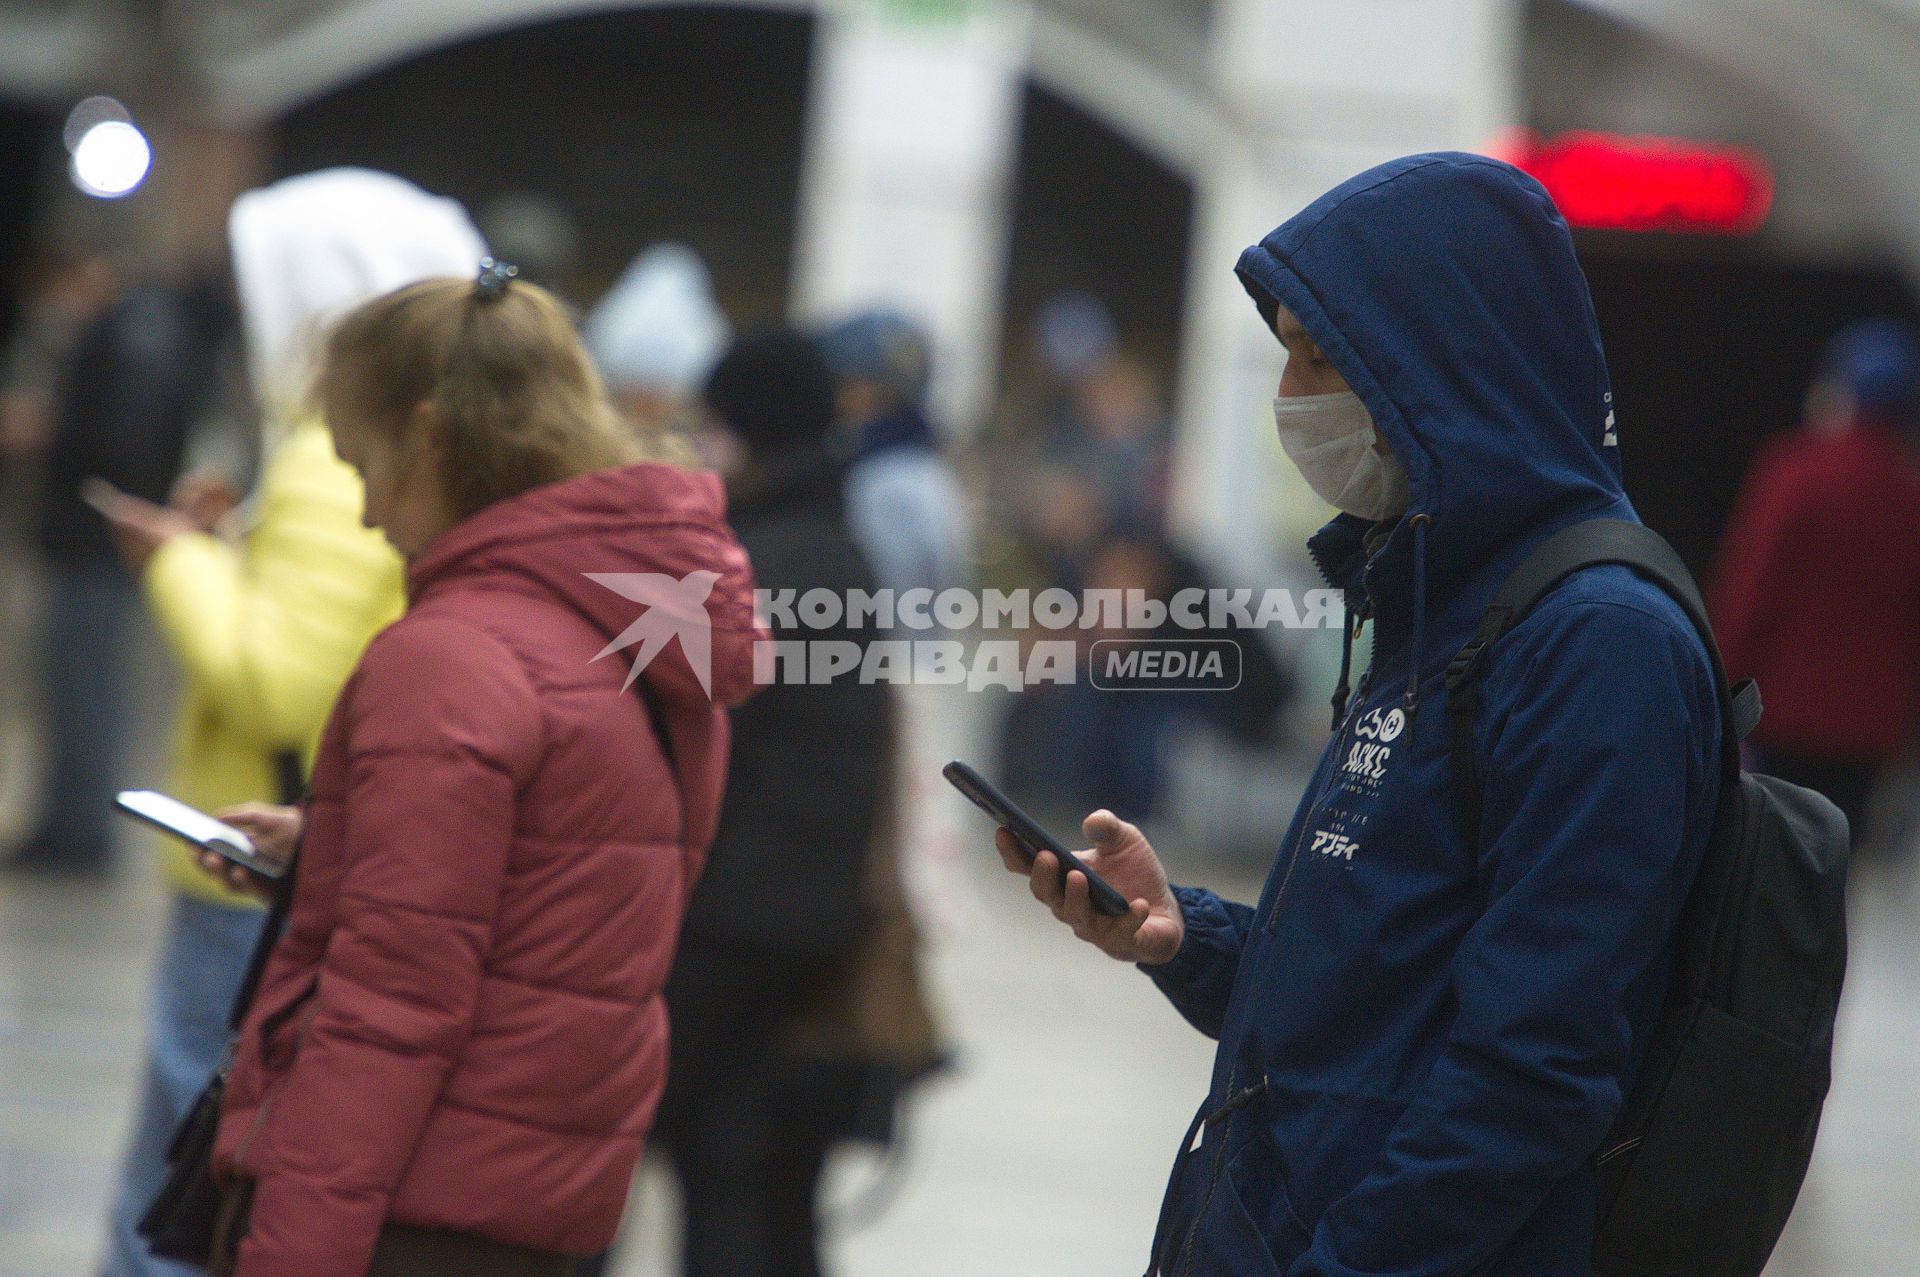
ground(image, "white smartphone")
xmin=113 ymin=789 xmax=286 ymax=880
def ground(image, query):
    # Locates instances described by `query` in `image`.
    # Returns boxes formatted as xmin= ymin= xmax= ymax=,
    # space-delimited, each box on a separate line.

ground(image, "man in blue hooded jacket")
xmin=996 ymin=152 xmax=1721 ymax=1276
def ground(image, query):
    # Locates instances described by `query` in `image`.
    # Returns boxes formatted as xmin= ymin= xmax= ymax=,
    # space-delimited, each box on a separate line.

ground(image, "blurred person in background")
xmin=820 ymin=308 xmax=971 ymax=620
xmin=0 ymin=245 xmax=117 ymax=462
xmin=82 ymin=168 xmax=485 ymax=1277
xmin=583 ymin=243 xmax=731 ymax=467
xmin=1033 ymin=289 xmax=1116 ymax=397
xmin=995 ymin=293 xmax=1174 ymax=815
xmin=197 ymin=269 xmax=762 ymax=1277
xmin=1051 ymin=353 xmax=1170 ymax=534
xmin=993 ymin=291 xmax=1167 ymax=595
xmin=5 ymin=259 xmax=231 ymax=878
xmin=1021 ymin=534 xmax=1294 ymax=822
xmin=818 ymin=310 xmax=974 ymax=941
xmin=0 ymin=244 xmax=116 ymax=850
xmin=1026 ymin=290 xmax=1169 ymax=561
xmin=1711 ymin=316 xmax=1920 ymax=848
xmin=583 ymin=329 xmax=940 ymax=1277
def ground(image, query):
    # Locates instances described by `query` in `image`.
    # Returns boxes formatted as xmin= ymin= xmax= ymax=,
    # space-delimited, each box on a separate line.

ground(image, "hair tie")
xmin=474 ymin=257 xmax=519 ymax=302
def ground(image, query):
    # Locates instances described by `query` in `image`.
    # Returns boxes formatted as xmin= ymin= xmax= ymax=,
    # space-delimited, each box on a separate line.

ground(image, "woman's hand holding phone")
xmin=197 ymin=802 xmax=302 ymax=903
xmin=996 ymin=809 xmax=1185 ymax=965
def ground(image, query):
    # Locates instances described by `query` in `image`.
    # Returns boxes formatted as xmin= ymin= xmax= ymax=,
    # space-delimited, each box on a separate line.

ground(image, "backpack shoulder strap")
xmin=1445 ymin=519 xmax=1759 ymax=835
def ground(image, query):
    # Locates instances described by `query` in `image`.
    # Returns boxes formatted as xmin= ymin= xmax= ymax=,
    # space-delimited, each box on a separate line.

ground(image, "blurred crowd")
xmin=0 ymin=163 xmax=1917 ymax=1277
xmin=0 ymin=166 xmax=1300 ymax=1277
xmin=986 ymin=290 xmax=1297 ymax=823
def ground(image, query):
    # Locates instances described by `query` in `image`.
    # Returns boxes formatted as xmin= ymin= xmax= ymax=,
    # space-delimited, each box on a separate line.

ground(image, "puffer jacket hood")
xmin=408 ymin=460 xmax=761 ymax=853
xmin=229 ymin=168 xmax=486 ymax=413
xmin=407 ymin=461 xmax=760 ymax=703
xmin=1144 ymin=154 xmax=1722 ymax=1277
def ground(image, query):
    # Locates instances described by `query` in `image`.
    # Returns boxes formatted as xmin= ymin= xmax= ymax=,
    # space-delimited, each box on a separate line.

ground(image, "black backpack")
xmin=1443 ymin=519 xmax=1849 ymax=1277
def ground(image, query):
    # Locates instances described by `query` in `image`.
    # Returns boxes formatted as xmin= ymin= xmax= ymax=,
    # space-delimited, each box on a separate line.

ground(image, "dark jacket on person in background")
xmin=38 ymin=282 xmax=230 ymax=562
xmin=677 ymin=447 xmax=892 ymax=967
xmin=1145 ymin=152 xmax=1721 ymax=1277
xmin=662 ymin=443 xmax=940 ymax=1131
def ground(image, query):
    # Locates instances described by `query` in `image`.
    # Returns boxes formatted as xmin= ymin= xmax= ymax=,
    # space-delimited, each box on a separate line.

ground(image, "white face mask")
xmin=1272 ymin=391 xmax=1410 ymax=522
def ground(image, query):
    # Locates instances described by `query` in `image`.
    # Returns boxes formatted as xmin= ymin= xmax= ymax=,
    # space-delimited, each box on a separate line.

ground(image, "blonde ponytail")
xmin=316 ymin=275 xmax=640 ymax=520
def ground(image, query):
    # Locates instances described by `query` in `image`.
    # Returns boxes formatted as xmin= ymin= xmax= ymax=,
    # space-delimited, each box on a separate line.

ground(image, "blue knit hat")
xmin=820 ymin=309 xmax=933 ymax=406
xmin=1822 ymin=317 xmax=1920 ymax=422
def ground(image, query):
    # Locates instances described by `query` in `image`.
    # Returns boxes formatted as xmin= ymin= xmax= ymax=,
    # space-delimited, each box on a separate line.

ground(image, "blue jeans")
xmin=100 ymin=895 xmax=267 ymax=1277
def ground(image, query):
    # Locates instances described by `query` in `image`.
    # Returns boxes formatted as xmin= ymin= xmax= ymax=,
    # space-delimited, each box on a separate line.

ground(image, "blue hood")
xmin=1237 ymin=152 xmax=1625 ymax=609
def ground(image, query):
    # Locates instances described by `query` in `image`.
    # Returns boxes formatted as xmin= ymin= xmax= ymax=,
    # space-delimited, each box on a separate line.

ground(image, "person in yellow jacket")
xmin=86 ymin=169 xmax=485 ymax=1277
xmin=144 ymin=417 xmax=408 ymax=899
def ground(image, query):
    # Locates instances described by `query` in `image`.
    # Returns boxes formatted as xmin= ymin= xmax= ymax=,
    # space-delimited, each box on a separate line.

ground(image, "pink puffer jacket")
xmin=212 ymin=463 xmax=763 ymax=1277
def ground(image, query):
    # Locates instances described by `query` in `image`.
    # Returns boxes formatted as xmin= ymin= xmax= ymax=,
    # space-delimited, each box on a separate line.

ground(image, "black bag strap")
xmin=228 ymin=889 xmax=299 ymax=1036
xmin=223 ymin=750 xmax=307 ymax=1032
xmin=271 ymin=750 xmax=306 ymax=810
xmin=1445 ymin=519 xmax=1760 ymax=835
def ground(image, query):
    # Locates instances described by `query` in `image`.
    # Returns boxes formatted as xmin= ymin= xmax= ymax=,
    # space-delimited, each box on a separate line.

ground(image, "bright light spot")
xmin=1491 ymin=129 xmax=1774 ymax=236
xmin=70 ymin=121 xmax=151 ymax=199
xmin=63 ymin=95 xmax=131 ymax=153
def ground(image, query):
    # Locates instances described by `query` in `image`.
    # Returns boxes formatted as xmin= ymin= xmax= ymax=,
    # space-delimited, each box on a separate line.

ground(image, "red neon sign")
xmin=1493 ymin=130 xmax=1774 ymax=236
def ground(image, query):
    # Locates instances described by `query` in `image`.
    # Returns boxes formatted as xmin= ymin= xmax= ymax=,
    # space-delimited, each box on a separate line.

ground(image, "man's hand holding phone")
xmin=197 ymin=802 xmax=302 ymax=903
xmin=996 ymin=809 xmax=1185 ymax=965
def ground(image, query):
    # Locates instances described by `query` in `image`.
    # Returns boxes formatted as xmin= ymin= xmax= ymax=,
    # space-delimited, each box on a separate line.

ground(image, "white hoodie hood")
xmin=582 ymin=243 xmax=731 ymax=397
xmin=228 ymin=168 xmax=486 ymax=413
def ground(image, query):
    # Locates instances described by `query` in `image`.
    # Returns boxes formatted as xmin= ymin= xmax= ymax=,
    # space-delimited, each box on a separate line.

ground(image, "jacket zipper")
xmin=1170 ymin=1074 xmax=1270 ymax=1277
xmin=1594 ymin=1136 xmax=1642 ymax=1167
xmin=1164 ymin=557 xmax=1377 ymax=1270
xmin=1265 ymin=559 xmax=1387 ymax=935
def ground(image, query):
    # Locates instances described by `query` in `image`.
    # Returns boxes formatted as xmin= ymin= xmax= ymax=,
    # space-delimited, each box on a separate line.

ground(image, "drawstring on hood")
xmin=1331 ymin=607 xmax=1359 ymax=730
xmin=1323 ymin=511 xmax=1427 ymax=731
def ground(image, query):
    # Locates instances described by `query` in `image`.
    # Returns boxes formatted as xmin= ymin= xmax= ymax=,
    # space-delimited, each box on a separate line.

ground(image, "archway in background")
xmin=994 ymin=82 xmax=1195 ymax=436
xmin=274 ymin=6 xmax=815 ymax=320
xmin=214 ymin=0 xmax=1218 ymax=183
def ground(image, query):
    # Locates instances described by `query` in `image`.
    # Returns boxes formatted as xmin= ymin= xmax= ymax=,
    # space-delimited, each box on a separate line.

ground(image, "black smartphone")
xmin=113 ymin=789 xmax=288 ymax=880
xmin=943 ymin=760 xmax=1132 ymax=917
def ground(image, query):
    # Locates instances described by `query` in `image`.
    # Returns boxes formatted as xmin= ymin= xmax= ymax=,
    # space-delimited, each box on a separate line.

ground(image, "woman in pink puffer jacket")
xmin=203 ymin=269 xmax=764 ymax=1277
